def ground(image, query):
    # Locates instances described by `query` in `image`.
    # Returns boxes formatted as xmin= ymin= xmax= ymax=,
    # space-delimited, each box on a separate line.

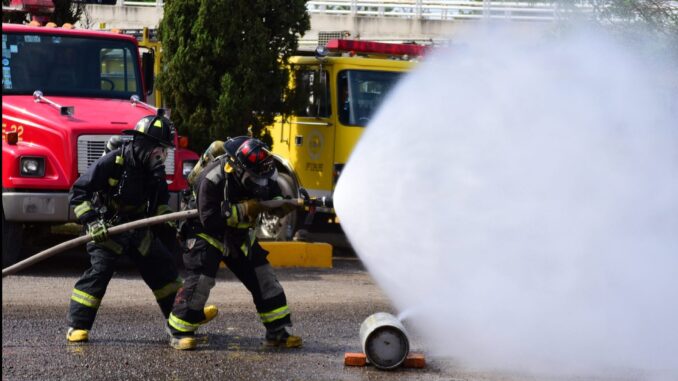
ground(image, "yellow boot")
xmin=66 ymin=328 xmax=89 ymax=343
xmin=200 ymin=305 xmax=218 ymax=324
xmin=170 ymin=335 xmax=197 ymax=350
xmin=264 ymin=328 xmax=302 ymax=348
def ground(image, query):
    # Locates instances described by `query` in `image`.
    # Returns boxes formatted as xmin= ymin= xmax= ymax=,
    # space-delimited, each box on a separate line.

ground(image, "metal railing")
xmin=119 ymin=0 xmax=560 ymax=19
xmin=112 ymin=0 xmax=678 ymax=23
xmin=306 ymin=1 xmax=560 ymax=21
xmin=117 ymin=0 xmax=163 ymax=7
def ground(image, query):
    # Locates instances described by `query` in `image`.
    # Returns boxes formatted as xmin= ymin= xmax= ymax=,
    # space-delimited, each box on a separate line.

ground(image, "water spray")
xmin=335 ymin=24 xmax=678 ymax=377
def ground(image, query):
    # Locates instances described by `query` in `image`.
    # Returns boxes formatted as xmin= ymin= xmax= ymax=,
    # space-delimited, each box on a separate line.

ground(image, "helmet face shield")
xmin=241 ymin=166 xmax=278 ymax=187
xmin=133 ymin=136 xmax=168 ymax=172
xmin=239 ymin=167 xmax=278 ymax=199
xmin=234 ymin=138 xmax=277 ymax=188
xmin=147 ymin=146 xmax=168 ymax=171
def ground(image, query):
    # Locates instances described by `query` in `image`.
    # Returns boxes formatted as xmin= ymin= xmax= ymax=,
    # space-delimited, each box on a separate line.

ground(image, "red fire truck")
xmin=2 ymin=23 xmax=199 ymax=266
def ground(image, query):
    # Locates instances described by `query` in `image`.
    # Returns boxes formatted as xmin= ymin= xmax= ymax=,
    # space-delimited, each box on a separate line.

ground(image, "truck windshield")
xmin=337 ymin=70 xmax=403 ymax=127
xmin=2 ymin=32 xmax=142 ymax=99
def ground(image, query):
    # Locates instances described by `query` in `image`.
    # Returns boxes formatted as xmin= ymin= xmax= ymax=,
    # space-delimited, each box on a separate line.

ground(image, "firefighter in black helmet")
xmin=66 ymin=113 xmax=216 ymax=343
xmin=167 ymin=137 xmax=301 ymax=350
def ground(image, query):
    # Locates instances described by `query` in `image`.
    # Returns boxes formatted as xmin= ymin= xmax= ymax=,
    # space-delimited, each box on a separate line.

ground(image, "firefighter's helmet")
xmin=233 ymin=138 xmax=277 ymax=188
xmin=223 ymin=136 xmax=250 ymax=157
xmin=123 ymin=115 xmax=175 ymax=148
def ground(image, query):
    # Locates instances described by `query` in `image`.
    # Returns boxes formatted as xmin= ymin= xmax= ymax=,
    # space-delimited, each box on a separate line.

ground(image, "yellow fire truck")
xmin=260 ymin=39 xmax=426 ymax=240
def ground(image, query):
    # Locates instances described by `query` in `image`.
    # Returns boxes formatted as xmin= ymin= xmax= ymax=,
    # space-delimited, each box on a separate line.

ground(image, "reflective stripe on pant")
xmin=68 ymin=241 xmax=117 ymax=330
xmin=168 ymin=237 xmax=221 ymax=335
xmin=71 ymin=288 xmax=102 ymax=309
xmin=223 ymin=240 xmax=291 ymax=331
xmin=168 ymin=312 xmax=202 ymax=333
xmin=68 ymin=232 xmax=180 ymax=330
xmin=259 ymin=305 xmax=290 ymax=324
xmin=169 ymin=232 xmax=293 ymax=334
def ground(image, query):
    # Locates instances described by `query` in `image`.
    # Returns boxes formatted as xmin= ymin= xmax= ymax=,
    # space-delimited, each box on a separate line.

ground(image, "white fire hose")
xmin=1 ymin=199 xmax=304 ymax=278
xmin=2 ymin=210 xmax=197 ymax=278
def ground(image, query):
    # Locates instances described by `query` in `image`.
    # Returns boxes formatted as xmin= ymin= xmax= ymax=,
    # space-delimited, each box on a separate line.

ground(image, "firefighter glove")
xmin=235 ymin=199 xmax=262 ymax=221
xmin=87 ymin=220 xmax=108 ymax=243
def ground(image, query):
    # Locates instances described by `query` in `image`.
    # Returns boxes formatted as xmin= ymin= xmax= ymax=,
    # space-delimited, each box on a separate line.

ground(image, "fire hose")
xmin=2 ymin=209 xmax=198 ymax=278
xmin=2 ymin=198 xmax=318 ymax=278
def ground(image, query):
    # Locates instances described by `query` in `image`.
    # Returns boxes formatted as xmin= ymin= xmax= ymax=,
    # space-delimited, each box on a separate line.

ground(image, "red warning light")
xmin=326 ymin=39 xmax=427 ymax=57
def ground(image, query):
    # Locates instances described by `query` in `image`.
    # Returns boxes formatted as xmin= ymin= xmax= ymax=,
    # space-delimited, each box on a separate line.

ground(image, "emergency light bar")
xmin=326 ymin=39 xmax=427 ymax=57
xmin=7 ymin=0 xmax=54 ymax=14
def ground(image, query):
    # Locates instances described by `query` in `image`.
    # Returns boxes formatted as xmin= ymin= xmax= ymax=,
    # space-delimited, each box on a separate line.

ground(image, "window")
xmin=2 ymin=32 xmax=142 ymax=99
xmin=291 ymin=68 xmax=330 ymax=118
xmin=100 ymin=48 xmax=138 ymax=93
xmin=337 ymin=70 xmax=403 ymax=127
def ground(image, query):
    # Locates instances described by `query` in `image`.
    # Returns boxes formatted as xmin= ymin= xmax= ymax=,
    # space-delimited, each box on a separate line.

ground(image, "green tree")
xmin=50 ymin=0 xmax=84 ymax=25
xmin=158 ymin=0 xmax=310 ymax=151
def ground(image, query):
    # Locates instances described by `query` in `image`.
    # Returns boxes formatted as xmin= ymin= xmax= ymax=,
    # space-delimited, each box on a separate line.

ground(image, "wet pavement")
xmin=2 ymin=235 xmax=465 ymax=381
xmin=2 ymin=230 xmax=655 ymax=381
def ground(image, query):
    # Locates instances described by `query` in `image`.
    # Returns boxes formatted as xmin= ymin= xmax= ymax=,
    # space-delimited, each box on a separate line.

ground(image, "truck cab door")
xmin=333 ymin=69 xmax=406 ymax=183
xmin=283 ymin=67 xmax=334 ymax=197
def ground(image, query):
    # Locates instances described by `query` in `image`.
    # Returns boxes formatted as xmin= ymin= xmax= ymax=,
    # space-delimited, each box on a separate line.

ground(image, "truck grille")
xmin=77 ymin=135 xmax=175 ymax=176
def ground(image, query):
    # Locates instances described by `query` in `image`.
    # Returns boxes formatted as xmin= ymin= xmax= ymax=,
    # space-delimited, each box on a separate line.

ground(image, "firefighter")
xmin=167 ymin=137 xmax=300 ymax=350
xmin=66 ymin=114 xmax=216 ymax=343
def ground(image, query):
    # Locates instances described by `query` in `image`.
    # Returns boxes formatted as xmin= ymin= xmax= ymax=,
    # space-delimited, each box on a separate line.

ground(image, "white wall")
xmin=80 ymin=4 xmax=549 ymax=46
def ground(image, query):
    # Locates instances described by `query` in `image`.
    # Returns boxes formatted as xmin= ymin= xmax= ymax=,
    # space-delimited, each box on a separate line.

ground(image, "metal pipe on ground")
xmin=360 ymin=312 xmax=410 ymax=370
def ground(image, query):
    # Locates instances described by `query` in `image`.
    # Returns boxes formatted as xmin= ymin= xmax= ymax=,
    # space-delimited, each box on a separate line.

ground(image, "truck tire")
xmin=2 ymin=212 xmax=24 ymax=268
xmin=257 ymin=173 xmax=299 ymax=241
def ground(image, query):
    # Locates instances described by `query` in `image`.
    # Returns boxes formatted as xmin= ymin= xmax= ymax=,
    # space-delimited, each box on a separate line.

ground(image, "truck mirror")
xmin=142 ymin=51 xmax=155 ymax=96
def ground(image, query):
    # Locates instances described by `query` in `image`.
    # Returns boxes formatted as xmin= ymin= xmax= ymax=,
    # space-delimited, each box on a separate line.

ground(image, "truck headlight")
xmin=20 ymin=157 xmax=45 ymax=177
xmin=182 ymin=160 xmax=197 ymax=178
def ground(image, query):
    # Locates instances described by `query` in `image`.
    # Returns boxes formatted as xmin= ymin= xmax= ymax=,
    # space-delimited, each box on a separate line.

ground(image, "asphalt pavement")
xmin=2 ymin=230 xmax=646 ymax=381
xmin=2 ymin=234 xmax=464 ymax=381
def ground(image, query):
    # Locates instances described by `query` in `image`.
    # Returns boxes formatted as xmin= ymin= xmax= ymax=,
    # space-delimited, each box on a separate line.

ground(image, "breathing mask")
xmin=148 ymin=146 xmax=168 ymax=172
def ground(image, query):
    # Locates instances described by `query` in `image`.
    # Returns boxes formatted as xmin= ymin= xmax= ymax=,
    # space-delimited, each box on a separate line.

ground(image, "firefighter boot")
xmin=165 ymin=323 xmax=200 ymax=350
xmin=264 ymin=327 xmax=302 ymax=349
xmin=170 ymin=335 xmax=197 ymax=350
xmin=67 ymin=327 xmax=89 ymax=343
xmin=200 ymin=305 xmax=218 ymax=325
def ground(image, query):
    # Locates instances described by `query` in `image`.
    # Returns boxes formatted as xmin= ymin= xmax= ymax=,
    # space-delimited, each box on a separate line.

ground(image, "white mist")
xmin=334 ymin=26 xmax=678 ymax=377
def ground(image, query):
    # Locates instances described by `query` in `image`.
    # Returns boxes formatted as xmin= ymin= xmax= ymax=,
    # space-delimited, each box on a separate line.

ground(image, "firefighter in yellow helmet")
xmin=66 ymin=114 xmax=217 ymax=343
xmin=167 ymin=137 xmax=300 ymax=350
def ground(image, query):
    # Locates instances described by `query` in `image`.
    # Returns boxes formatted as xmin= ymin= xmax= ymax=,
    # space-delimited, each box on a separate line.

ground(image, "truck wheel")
xmin=257 ymin=173 xmax=299 ymax=241
xmin=2 ymin=212 xmax=24 ymax=268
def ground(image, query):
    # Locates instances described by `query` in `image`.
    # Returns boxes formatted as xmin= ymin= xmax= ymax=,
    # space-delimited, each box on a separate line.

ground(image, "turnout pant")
xmin=68 ymin=230 xmax=182 ymax=330
xmin=168 ymin=233 xmax=292 ymax=335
